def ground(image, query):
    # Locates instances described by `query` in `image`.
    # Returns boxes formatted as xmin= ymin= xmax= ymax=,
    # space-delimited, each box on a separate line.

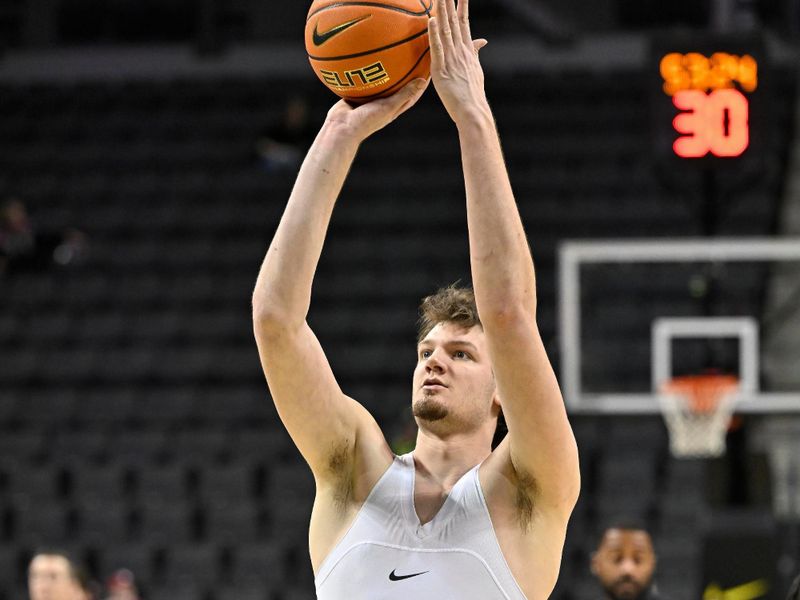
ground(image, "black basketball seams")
xmin=343 ymin=46 xmax=430 ymax=102
xmin=307 ymin=27 xmax=428 ymax=61
xmin=307 ymin=0 xmax=434 ymax=21
xmin=417 ymin=0 xmax=433 ymax=17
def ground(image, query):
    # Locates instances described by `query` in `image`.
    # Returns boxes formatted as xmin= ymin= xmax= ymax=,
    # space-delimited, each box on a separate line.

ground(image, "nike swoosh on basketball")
xmin=389 ymin=569 xmax=429 ymax=581
xmin=312 ymin=15 xmax=371 ymax=46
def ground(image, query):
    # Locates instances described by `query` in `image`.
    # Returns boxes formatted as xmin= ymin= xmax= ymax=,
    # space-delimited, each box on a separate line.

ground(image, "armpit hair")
xmin=327 ymin=440 xmax=355 ymax=512
xmin=511 ymin=463 xmax=539 ymax=533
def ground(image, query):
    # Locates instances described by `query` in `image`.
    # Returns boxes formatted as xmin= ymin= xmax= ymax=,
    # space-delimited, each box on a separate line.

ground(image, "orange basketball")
xmin=305 ymin=0 xmax=435 ymax=103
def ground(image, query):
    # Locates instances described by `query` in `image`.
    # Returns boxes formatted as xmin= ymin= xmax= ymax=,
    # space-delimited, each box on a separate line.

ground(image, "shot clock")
xmin=662 ymin=52 xmax=755 ymax=158
xmin=651 ymin=35 xmax=767 ymax=165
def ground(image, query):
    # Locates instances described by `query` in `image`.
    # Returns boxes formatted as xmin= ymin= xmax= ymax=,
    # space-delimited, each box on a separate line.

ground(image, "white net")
xmin=659 ymin=377 xmax=740 ymax=458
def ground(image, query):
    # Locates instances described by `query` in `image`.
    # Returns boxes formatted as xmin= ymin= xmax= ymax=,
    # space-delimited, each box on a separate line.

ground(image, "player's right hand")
xmin=428 ymin=0 xmax=489 ymax=126
xmin=324 ymin=78 xmax=429 ymax=142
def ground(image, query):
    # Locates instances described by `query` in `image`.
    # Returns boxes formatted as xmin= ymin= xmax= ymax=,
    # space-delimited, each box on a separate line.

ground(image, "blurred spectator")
xmin=28 ymin=549 xmax=92 ymax=600
xmin=591 ymin=520 xmax=662 ymax=600
xmin=0 ymin=197 xmax=88 ymax=277
xmin=787 ymin=573 xmax=800 ymax=600
xmin=254 ymin=95 xmax=314 ymax=172
xmin=103 ymin=569 xmax=141 ymax=600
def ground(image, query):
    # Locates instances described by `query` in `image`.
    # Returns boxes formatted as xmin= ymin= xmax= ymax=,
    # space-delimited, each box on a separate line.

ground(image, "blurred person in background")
xmin=28 ymin=549 xmax=92 ymax=600
xmin=0 ymin=196 xmax=88 ymax=277
xmin=787 ymin=573 xmax=800 ymax=600
xmin=591 ymin=521 xmax=662 ymax=600
xmin=103 ymin=569 xmax=140 ymax=600
xmin=254 ymin=94 xmax=314 ymax=172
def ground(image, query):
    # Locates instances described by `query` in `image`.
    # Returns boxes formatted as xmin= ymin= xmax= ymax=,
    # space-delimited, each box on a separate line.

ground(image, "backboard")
xmin=558 ymin=238 xmax=800 ymax=414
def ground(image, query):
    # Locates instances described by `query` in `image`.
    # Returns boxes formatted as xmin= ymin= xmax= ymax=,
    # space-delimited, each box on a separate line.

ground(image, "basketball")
xmin=305 ymin=0 xmax=435 ymax=103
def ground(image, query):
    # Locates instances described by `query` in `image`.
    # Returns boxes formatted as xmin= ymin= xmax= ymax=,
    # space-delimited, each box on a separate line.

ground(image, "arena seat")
xmin=146 ymin=583 xmax=203 ymax=600
xmin=94 ymin=542 xmax=157 ymax=584
xmin=203 ymin=501 xmax=262 ymax=544
xmin=51 ymin=430 xmax=109 ymax=465
xmin=135 ymin=500 xmax=196 ymax=544
xmin=172 ymin=429 xmax=230 ymax=467
xmin=229 ymin=428 xmax=292 ymax=463
xmin=67 ymin=463 xmax=128 ymax=506
xmin=0 ymin=430 xmax=45 ymax=466
xmin=0 ymin=545 xmax=21 ymax=589
xmin=76 ymin=502 xmax=130 ymax=544
xmin=135 ymin=387 xmax=196 ymax=424
xmin=73 ymin=385 xmax=138 ymax=427
xmin=161 ymin=542 xmax=221 ymax=586
xmin=214 ymin=583 xmax=272 ymax=600
xmin=10 ymin=500 xmax=71 ymax=547
xmin=194 ymin=385 xmax=269 ymax=424
xmin=199 ymin=463 xmax=256 ymax=504
xmin=134 ymin=463 xmax=190 ymax=505
xmin=109 ymin=429 xmax=168 ymax=467
xmin=7 ymin=464 xmax=62 ymax=505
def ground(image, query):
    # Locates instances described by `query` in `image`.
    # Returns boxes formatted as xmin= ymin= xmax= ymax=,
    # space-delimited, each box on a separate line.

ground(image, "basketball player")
xmin=591 ymin=522 xmax=661 ymax=600
xmin=252 ymin=0 xmax=580 ymax=596
xmin=28 ymin=550 xmax=91 ymax=600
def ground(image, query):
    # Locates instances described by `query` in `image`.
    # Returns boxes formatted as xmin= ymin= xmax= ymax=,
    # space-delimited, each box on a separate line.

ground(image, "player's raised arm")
xmin=428 ymin=0 xmax=579 ymax=514
xmin=252 ymin=81 xmax=429 ymax=476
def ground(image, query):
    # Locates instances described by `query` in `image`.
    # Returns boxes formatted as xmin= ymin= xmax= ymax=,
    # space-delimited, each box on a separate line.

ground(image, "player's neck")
xmin=412 ymin=429 xmax=491 ymax=489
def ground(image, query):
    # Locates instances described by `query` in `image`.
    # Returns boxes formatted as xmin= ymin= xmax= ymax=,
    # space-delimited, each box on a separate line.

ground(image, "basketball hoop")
xmin=659 ymin=374 xmax=740 ymax=458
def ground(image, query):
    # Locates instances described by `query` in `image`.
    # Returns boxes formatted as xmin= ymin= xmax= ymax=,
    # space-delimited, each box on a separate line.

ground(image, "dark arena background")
xmin=2 ymin=1 xmax=800 ymax=599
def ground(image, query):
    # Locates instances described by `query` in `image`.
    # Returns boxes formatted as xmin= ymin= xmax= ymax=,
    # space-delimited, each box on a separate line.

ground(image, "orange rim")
xmin=662 ymin=374 xmax=739 ymax=414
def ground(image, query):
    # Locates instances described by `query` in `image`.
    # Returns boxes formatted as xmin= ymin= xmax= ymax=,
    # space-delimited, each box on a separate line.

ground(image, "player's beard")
xmin=413 ymin=393 xmax=448 ymax=421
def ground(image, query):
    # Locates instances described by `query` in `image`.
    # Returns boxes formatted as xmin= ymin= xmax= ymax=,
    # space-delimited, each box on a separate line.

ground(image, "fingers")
xmin=400 ymin=77 xmax=429 ymax=105
xmin=366 ymin=78 xmax=428 ymax=120
xmin=457 ymin=0 xmax=471 ymax=44
xmin=430 ymin=0 xmax=478 ymax=64
xmin=473 ymin=38 xmax=488 ymax=52
xmin=327 ymin=78 xmax=428 ymax=142
xmin=431 ymin=0 xmax=457 ymax=52
xmin=437 ymin=0 xmax=462 ymax=47
xmin=443 ymin=0 xmax=464 ymax=47
xmin=428 ymin=13 xmax=444 ymax=69
xmin=392 ymin=78 xmax=430 ymax=117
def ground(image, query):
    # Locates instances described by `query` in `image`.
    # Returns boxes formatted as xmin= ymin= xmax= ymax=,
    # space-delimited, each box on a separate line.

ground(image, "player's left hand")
xmin=428 ymin=0 xmax=489 ymax=125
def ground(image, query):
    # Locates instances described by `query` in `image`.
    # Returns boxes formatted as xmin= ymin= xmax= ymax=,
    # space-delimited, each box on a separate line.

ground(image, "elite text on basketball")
xmin=320 ymin=62 xmax=389 ymax=90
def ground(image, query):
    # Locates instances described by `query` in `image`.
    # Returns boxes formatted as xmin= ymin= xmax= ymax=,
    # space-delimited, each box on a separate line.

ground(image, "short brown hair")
xmin=417 ymin=284 xmax=481 ymax=343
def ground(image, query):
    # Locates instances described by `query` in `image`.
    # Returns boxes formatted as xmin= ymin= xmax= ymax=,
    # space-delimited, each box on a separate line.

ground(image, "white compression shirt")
xmin=314 ymin=453 xmax=528 ymax=599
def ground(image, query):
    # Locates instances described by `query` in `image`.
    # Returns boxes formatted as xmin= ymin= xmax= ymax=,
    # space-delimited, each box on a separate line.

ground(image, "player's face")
xmin=592 ymin=529 xmax=656 ymax=600
xmin=412 ymin=322 xmax=497 ymax=430
xmin=28 ymin=555 xmax=84 ymax=600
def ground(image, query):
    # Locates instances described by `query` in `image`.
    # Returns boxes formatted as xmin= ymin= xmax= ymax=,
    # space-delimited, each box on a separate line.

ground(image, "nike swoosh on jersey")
xmin=389 ymin=569 xmax=429 ymax=581
xmin=312 ymin=15 xmax=371 ymax=46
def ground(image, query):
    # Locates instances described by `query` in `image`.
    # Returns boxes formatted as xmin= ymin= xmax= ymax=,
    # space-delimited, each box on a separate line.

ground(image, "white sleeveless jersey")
xmin=315 ymin=453 xmax=528 ymax=599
